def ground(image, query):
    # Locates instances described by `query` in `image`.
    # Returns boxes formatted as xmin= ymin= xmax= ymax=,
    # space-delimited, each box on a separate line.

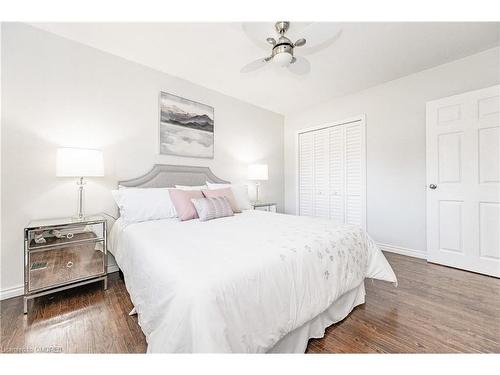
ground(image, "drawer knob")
xmin=66 ymin=261 xmax=73 ymax=268
xmin=66 ymin=233 xmax=74 ymax=239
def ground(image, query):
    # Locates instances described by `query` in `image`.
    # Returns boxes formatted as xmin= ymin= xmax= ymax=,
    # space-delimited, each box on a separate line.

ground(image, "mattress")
xmin=109 ymin=210 xmax=397 ymax=353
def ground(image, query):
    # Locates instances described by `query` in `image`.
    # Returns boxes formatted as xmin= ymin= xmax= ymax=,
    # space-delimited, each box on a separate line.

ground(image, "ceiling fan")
xmin=241 ymin=21 xmax=342 ymax=75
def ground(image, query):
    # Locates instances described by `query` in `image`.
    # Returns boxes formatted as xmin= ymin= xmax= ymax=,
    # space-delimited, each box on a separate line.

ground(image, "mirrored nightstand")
xmin=251 ymin=202 xmax=277 ymax=213
xmin=23 ymin=215 xmax=107 ymax=314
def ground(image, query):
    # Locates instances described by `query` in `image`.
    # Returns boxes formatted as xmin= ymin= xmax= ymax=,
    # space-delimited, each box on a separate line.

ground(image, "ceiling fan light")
xmin=273 ymin=51 xmax=293 ymax=67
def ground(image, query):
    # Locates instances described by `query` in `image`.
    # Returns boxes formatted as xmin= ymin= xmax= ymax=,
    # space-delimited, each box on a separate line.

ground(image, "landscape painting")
xmin=159 ymin=92 xmax=214 ymax=158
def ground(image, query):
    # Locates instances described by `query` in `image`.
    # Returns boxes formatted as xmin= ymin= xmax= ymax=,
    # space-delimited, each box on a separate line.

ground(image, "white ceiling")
xmin=31 ymin=22 xmax=499 ymax=115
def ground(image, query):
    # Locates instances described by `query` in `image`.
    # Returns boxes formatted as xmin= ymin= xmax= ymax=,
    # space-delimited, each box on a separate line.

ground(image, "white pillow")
xmin=206 ymin=182 xmax=251 ymax=210
xmin=111 ymin=187 xmax=177 ymax=223
xmin=175 ymin=185 xmax=207 ymax=191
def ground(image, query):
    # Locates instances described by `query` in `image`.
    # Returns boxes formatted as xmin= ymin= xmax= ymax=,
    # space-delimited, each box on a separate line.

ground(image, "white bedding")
xmin=109 ymin=210 xmax=397 ymax=353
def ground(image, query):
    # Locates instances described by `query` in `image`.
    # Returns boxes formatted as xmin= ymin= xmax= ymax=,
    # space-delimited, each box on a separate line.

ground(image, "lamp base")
xmin=76 ymin=177 xmax=86 ymax=221
xmin=255 ymin=182 xmax=261 ymax=203
xmin=71 ymin=215 xmax=88 ymax=222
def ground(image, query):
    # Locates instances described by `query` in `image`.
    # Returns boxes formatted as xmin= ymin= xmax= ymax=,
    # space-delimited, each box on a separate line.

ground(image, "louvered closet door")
xmin=298 ymin=132 xmax=314 ymax=216
xmin=344 ymin=122 xmax=366 ymax=227
xmin=313 ymin=128 xmax=330 ymax=218
xmin=298 ymin=118 xmax=366 ymax=229
xmin=329 ymin=126 xmax=345 ymax=224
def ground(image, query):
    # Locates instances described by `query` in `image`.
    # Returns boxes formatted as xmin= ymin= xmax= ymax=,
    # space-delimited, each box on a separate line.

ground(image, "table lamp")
xmin=56 ymin=147 xmax=104 ymax=220
xmin=247 ymin=164 xmax=268 ymax=203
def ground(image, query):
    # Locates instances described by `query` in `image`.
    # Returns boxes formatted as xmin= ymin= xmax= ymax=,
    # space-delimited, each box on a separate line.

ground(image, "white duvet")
xmin=109 ymin=210 xmax=397 ymax=353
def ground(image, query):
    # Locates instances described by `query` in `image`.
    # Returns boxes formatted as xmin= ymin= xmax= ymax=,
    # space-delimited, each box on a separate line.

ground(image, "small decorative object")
xmin=159 ymin=91 xmax=214 ymax=159
xmin=33 ymin=231 xmax=47 ymax=244
xmin=51 ymin=229 xmax=64 ymax=239
xmin=247 ymin=164 xmax=269 ymax=203
xmin=32 ymin=229 xmax=64 ymax=244
xmin=56 ymin=147 xmax=104 ymax=220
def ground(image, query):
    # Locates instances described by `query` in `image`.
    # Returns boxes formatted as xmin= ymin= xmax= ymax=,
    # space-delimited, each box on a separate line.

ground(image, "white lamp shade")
xmin=248 ymin=164 xmax=268 ymax=181
xmin=56 ymin=147 xmax=104 ymax=177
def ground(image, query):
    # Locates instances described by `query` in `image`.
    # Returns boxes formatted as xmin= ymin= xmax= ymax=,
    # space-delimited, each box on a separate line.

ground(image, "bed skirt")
xmin=268 ymin=282 xmax=366 ymax=353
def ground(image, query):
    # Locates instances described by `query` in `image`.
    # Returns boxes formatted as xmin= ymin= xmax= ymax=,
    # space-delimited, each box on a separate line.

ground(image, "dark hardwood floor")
xmin=1 ymin=252 xmax=499 ymax=353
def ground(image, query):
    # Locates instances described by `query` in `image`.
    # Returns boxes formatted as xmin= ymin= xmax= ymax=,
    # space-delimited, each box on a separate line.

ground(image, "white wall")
xmin=1 ymin=23 xmax=284 ymax=297
xmin=285 ymin=47 xmax=500 ymax=254
xmin=0 ymin=23 xmax=3 ymax=294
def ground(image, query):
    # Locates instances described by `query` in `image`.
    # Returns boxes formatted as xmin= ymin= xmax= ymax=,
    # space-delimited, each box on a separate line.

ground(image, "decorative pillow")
xmin=202 ymin=188 xmax=241 ymax=213
xmin=111 ymin=187 xmax=177 ymax=223
xmin=168 ymin=189 xmax=204 ymax=221
xmin=175 ymin=185 xmax=207 ymax=191
xmin=206 ymin=182 xmax=251 ymax=210
xmin=191 ymin=197 xmax=234 ymax=222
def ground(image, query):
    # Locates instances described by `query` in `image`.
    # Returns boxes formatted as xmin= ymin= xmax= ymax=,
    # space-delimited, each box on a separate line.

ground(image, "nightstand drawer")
xmin=27 ymin=222 xmax=104 ymax=250
xmin=27 ymin=240 xmax=105 ymax=292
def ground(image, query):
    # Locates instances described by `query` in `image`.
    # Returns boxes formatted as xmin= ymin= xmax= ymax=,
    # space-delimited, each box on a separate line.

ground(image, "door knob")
xmin=429 ymin=184 xmax=437 ymax=190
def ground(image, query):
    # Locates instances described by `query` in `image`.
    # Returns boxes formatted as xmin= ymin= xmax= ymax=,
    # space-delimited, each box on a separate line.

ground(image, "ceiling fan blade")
xmin=293 ymin=23 xmax=342 ymax=55
xmin=242 ymin=22 xmax=276 ymax=50
xmin=294 ymin=38 xmax=306 ymax=47
xmin=240 ymin=57 xmax=270 ymax=73
xmin=266 ymin=37 xmax=277 ymax=46
xmin=287 ymin=56 xmax=311 ymax=76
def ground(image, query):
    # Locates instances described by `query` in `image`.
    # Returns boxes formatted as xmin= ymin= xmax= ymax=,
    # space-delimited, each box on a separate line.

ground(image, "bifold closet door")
xmin=313 ymin=128 xmax=330 ymax=218
xmin=298 ymin=131 xmax=314 ymax=216
xmin=329 ymin=126 xmax=345 ymax=224
xmin=298 ymin=119 xmax=366 ymax=230
xmin=344 ymin=122 xmax=366 ymax=228
xmin=298 ymin=129 xmax=330 ymax=218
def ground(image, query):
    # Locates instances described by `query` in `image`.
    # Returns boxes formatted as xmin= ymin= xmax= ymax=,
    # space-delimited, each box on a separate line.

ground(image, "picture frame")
xmin=159 ymin=91 xmax=214 ymax=159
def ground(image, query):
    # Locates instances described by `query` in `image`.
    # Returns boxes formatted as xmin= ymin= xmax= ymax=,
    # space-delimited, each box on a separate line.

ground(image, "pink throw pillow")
xmin=169 ymin=189 xmax=204 ymax=221
xmin=202 ymin=188 xmax=241 ymax=213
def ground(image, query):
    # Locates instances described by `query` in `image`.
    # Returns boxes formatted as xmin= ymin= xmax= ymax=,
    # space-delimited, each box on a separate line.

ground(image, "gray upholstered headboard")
xmin=118 ymin=164 xmax=230 ymax=188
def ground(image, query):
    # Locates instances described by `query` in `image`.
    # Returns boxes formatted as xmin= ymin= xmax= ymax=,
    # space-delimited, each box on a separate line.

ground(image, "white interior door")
xmin=426 ymin=85 xmax=500 ymax=277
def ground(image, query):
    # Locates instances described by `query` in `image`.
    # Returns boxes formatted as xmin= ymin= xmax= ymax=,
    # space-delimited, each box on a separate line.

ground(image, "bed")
xmin=109 ymin=164 xmax=397 ymax=353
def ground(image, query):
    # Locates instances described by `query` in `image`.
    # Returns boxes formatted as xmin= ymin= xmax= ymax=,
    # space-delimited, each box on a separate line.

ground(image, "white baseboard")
xmin=377 ymin=242 xmax=426 ymax=259
xmin=0 ymin=285 xmax=25 ymax=301
xmin=0 ymin=264 xmax=120 ymax=301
